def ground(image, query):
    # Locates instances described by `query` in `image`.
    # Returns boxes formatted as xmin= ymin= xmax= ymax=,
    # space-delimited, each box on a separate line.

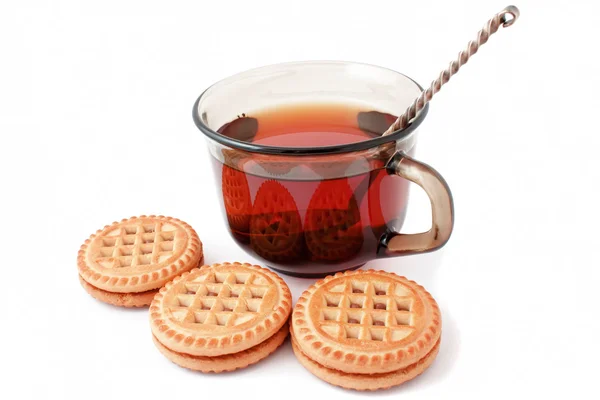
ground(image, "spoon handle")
xmin=383 ymin=5 xmax=520 ymax=136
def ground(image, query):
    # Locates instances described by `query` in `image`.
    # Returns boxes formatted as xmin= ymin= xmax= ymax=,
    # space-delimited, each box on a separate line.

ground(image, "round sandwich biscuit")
xmin=150 ymin=262 xmax=292 ymax=372
xmin=291 ymin=269 xmax=441 ymax=391
xmin=78 ymin=215 xmax=203 ymax=307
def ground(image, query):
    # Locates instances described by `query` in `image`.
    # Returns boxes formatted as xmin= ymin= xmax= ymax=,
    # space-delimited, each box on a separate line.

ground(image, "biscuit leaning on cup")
xmin=77 ymin=215 xmax=203 ymax=307
xmin=150 ymin=262 xmax=292 ymax=372
xmin=290 ymin=269 xmax=441 ymax=391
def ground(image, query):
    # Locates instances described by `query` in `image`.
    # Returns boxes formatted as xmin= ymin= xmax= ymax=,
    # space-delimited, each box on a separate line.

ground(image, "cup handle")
xmin=380 ymin=151 xmax=454 ymax=255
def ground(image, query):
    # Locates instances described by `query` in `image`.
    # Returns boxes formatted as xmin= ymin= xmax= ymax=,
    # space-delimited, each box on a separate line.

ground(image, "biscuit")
xmin=304 ymin=180 xmax=363 ymax=262
xmin=291 ymin=333 xmax=440 ymax=391
xmin=150 ymin=262 xmax=292 ymax=371
xmin=78 ymin=215 xmax=203 ymax=307
xmin=291 ymin=269 xmax=441 ymax=390
xmin=259 ymin=160 xmax=294 ymax=177
xmin=222 ymin=165 xmax=252 ymax=241
xmin=250 ymin=181 xmax=305 ymax=262
xmin=79 ymin=275 xmax=157 ymax=308
xmin=153 ymin=323 xmax=288 ymax=373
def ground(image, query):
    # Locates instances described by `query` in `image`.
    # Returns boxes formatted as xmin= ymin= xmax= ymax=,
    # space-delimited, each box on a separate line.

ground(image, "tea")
xmin=216 ymin=103 xmax=398 ymax=147
xmin=213 ymin=103 xmax=412 ymax=275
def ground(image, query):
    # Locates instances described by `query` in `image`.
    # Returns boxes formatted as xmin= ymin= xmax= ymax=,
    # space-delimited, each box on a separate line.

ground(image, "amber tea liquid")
xmin=212 ymin=103 xmax=411 ymax=275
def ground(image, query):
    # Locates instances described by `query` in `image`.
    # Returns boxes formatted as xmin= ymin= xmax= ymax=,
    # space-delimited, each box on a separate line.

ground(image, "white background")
xmin=1 ymin=0 xmax=599 ymax=399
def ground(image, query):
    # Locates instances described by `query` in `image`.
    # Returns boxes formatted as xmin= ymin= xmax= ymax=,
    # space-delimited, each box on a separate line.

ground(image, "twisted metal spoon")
xmin=382 ymin=5 xmax=520 ymax=136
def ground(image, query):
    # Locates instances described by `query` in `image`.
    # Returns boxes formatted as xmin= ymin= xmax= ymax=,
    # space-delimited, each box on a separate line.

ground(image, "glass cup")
xmin=194 ymin=61 xmax=453 ymax=277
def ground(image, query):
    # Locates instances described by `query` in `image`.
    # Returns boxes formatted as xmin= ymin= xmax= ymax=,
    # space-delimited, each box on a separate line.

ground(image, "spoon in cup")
xmin=382 ymin=5 xmax=520 ymax=136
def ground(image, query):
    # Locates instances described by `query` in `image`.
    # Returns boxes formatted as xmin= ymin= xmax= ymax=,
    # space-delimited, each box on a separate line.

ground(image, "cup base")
xmin=268 ymin=264 xmax=364 ymax=279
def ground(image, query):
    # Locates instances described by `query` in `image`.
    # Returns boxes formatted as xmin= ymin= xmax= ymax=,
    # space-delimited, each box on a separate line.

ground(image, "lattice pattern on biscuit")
xmin=318 ymin=280 xmax=415 ymax=342
xmin=166 ymin=270 xmax=273 ymax=327
xmin=94 ymin=221 xmax=179 ymax=268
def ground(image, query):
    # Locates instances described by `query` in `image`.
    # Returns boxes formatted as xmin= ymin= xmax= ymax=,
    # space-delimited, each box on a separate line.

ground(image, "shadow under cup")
xmin=194 ymin=61 xmax=454 ymax=277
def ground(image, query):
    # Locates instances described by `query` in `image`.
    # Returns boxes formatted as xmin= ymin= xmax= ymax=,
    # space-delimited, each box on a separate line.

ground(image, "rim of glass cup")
xmin=192 ymin=60 xmax=428 ymax=156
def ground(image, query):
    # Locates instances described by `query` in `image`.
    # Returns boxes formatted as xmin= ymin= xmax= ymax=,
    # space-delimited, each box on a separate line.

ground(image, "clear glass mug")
xmin=193 ymin=61 xmax=453 ymax=277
